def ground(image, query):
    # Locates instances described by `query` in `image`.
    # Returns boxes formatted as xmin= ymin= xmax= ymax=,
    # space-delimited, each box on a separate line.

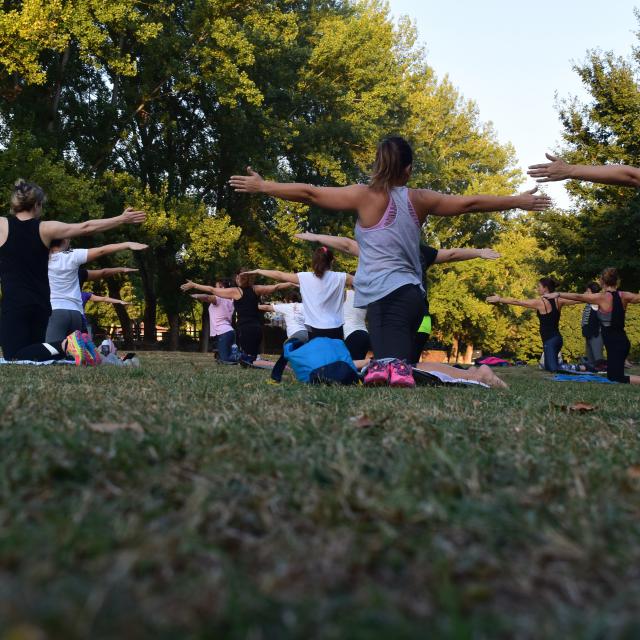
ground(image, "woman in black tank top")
xmin=0 ymin=179 xmax=145 ymax=360
xmin=546 ymin=267 xmax=640 ymax=385
xmin=181 ymin=268 xmax=296 ymax=364
xmin=487 ymin=277 xmax=580 ymax=372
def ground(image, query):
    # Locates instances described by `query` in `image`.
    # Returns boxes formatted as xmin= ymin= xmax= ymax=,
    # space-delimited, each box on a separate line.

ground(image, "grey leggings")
xmin=46 ymin=309 xmax=83 ymax=343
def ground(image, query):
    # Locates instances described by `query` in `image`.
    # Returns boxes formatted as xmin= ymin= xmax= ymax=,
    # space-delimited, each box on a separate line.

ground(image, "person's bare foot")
xmin=476 ymin=364 xmax=509 ymax=389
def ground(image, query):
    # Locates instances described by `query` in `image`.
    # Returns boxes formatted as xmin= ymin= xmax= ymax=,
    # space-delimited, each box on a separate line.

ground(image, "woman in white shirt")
xmin=46 ymin=239 xmax=147 ymax=342
xmin=247 ymin=247 xmax=352 ymax=340
xmin=260 ymin=290 xmax=308 ymax=344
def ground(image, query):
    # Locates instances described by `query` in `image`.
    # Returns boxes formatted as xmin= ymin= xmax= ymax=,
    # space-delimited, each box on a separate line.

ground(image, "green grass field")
xmin=1 ymin=354 xmax=640 ymax=639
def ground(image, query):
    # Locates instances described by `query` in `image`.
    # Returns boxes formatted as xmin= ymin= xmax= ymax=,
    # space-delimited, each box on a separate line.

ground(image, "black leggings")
xmin=603 ymin=329 xmax=630 ymax=384
xmin=237 ymin=324 xmax=263 ymax=359
xmin=413 ymin=331 xmax=429 ymax=364
xmin=12 ymin=341 xmax=65 ymax=362
xmin=0 ymin=304 xmax=51 ymax=360
xmin=308 ymin=326 xmax=344 ymax=341
xmin=366 ymin=284 xmax=427 ymax=362
xmin=345 ymin=330 xmax=371 ymax=360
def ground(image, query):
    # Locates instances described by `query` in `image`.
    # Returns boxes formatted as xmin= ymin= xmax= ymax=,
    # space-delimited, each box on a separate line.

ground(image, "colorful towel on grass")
xmin=552 ymin=374 xmax=616 ymax=384
xmin=0 ymin=358 xmax=74 ymax=366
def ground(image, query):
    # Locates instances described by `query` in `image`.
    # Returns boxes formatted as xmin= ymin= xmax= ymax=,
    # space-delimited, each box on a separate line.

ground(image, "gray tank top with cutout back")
xmin=353 ymin=186 xmax=424 ymax=308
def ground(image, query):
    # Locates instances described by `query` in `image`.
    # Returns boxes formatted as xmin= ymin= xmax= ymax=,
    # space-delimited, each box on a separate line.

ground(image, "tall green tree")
xmin=536 ymin=15 xmax=640 ymax=289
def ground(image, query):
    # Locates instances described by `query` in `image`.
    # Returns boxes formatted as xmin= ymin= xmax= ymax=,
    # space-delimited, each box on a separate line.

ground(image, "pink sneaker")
xmin=388 ymin=360 xmax=415 ymax=388
xmin=363 ymin=360 xmax=389 ymax=386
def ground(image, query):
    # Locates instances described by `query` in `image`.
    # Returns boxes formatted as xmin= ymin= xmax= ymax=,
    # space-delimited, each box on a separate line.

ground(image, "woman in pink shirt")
xmin=189 ymin=279 xmax=236 ymax=362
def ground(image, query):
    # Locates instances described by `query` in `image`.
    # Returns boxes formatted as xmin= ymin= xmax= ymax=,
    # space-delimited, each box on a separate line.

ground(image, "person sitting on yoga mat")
xmin=46 ymin=239 xmax=148 ymax=343
xmin=181 ymin=269 xmax=294 ymax=364
xmin=581 ymin=281 xmax=604 ymax=368
xmin=528 ymin=153 xmax=640 ymax=188
xmin=259 ymin=290 xmax=308 ymax=345
xmin=245 ymin=247 xmax=352 ymax=341
xmin=0 ymin=179 xmax=145 ymax=361
xmin=294 ymin=231 xmax=500 ymax=362
xmin=486 ymin=277 xmax=580 ymax=372
xmin=544 ymin=268 xmax=640 ymax=384
xmin=188 ymin=279 xmax=237 ymax=363
xmin=230 ymin=137 xmax=545 ymax=387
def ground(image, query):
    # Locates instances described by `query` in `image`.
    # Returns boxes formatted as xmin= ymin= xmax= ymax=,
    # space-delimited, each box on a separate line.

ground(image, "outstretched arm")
xmin=230 ymin=167 xmax=365 ymax=211
xmin=246 ymin=269 xmax=300 ymax=285
xmin=85 ymin=267 xmax=139 ymax=281
xmin=258 ymin=304 xmax=275 ymax=312
xmin=486 ymin=295 xmax=542 ymax=310
xmin=295 ymin=232 xmax=360 ymax=257
xmin=181 ymin=280 xmax=241 ymax=300
xmin=545 ymin=291 xmax=601 ymax=304
xmin=190 ymin=293 xmax=217 ymax=304
xmin=413 ymin=187 xmax=552 ymax=218
xmin=434 ymin=248 xmax=500 ymax=264
xmin=86 ymin=242 xmax=148 ymax=262
xmin=254 ymin=282 xmax=297 ymax=295
xmin=622 ymin=292 xmax=640 ymax=304
xmin=88 ymin=295 xmax=130 ymax=305
xmin=40 ymin=207 xmax=146 ymax=244
xmin=528 ymin=153 xmax=640 ymax=187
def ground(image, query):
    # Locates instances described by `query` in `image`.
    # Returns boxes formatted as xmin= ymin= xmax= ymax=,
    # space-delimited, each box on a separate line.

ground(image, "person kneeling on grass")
xmin=544 ymin=267 xmax=640 ymax=385
xmin=181 ymin=270 xmax=295 ymax=365
xmin=247 ymin=247 xmax=351 ymax=341
xmin=295 ymin=231 xmax=500 ymax=363
xmin=46 ymin=239 xmax=148 ymax=343
xmin=230 ymin=137 xmax=531 ymax=388
xmin=486 ymin=277 xmax=581 ymax=373
xmin=188 ymin=278 xmax=237 ymax=363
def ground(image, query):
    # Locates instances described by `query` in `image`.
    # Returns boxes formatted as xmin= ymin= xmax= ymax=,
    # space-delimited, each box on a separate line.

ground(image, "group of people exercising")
xmin=1 ymin=139 xmax=639 ymax=386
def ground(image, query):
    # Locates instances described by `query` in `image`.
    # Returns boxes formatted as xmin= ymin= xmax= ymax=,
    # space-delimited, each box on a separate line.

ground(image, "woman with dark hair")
xmin=295 ymin=231 xmax=500 ymax=363
xmin=486 ymin=277 xmax=579 ymax=372
xmin=181 ymin=270 xmax=294 ymax=364
xmin=0 ymin=179 xmax=145 ymax=362
xmin=545 ymin=268 xmax=640 ymax=384
xmin=529 ymin=153 xmax=640 ymax=188
xmin=581 ymin=281 xmax=604 ymax=367
xmin=230 ymin=136 xmax=547 ymax=387
xmin=245 ymin=246 xmax=352 ymax=341
xmin=187 ymin=278 xmax=237 ymax=362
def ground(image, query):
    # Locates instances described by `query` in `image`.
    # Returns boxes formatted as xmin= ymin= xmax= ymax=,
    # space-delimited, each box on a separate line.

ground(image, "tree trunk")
xmin=106 ymin=280 xmax=134 ymax=348
xmin=143 ymin=294 xmax=157 ymax=345
xmin=464 ymin=343 xmax=474 ymax=365
xmin=200 ymin=302 xmax=210 ymax=353
xmin=450 ymin=337 xmax=459 ymax=364
xmin=48 ymin=45 xmax=71 ymax=133
xmin=168 ymin=312 xmax=180 ymax=351
xmin=139 ymin=261 xmax=157 ymax=346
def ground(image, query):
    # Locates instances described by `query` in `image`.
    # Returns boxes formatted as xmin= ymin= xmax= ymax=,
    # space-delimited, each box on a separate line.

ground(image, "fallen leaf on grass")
xmin=89 ymin=422 xmax=144 ymax=435
xmin=626 ymin=465 xmax=640 ymax=480
xmin=350 ymin=413 xmax=388 ymax=429
xmin=568 ymin=402 xmax=597 ymax=413
xmin=551 ymin=402 xmax=597 ymax=413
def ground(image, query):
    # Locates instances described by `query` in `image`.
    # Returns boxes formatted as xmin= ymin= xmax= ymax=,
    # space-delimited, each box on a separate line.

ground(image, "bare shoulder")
xmin=408 ymin=188 xmax=441 ymax=219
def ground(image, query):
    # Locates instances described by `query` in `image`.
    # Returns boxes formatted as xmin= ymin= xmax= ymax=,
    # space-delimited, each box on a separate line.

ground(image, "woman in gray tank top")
xmin=230 ymin=137 xmax=551 ymax=388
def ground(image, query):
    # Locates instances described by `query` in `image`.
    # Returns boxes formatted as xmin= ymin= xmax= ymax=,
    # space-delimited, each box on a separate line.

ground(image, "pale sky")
xmin=388 ymin=0 xmax=639 ymax=207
